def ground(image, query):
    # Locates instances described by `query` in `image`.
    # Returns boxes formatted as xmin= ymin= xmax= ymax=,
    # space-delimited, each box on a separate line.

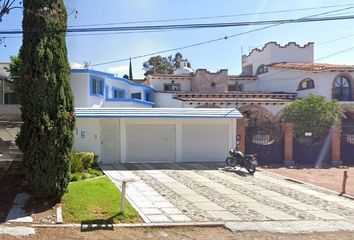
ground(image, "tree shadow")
xmin=80 ymin=212 xmax=124 ymax=232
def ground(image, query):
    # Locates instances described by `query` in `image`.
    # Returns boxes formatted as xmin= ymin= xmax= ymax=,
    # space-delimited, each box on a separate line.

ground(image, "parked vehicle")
xmin=225 ymin=148 xmax=257 ymax=174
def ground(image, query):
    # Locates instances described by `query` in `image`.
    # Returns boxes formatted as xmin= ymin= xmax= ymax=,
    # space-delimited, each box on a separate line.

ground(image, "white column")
xmin=120 ymin=118 xmax=127 ymax=163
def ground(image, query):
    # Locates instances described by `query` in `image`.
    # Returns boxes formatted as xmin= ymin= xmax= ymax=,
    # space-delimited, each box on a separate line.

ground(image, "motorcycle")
xmin=225 ymin=148 xmax=257 ymax=174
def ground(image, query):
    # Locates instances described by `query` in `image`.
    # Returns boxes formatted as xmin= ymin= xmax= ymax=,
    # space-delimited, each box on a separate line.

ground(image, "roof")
xmin=75 ymin=108 xmax=243 ymax=119
xmin=267 ymin=62 xmax=354 ymax=72
xmin=176 ymin=97 xmax=293 ymax=103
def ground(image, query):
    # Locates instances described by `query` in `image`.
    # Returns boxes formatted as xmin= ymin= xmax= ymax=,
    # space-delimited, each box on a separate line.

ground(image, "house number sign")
xmin=75 ymin=128 xmax=86 ymax=139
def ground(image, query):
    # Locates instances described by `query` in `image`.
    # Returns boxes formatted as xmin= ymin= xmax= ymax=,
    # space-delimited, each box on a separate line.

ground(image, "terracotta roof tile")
xmin=267 ymin=62 xmax=354 ymax=72
xmin=176 ymin=97 xmax=293 ymax=103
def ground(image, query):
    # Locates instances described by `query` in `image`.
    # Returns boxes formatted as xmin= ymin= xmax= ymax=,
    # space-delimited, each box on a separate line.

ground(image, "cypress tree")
xmin=17 ymin=0 xmax=75 ymax=199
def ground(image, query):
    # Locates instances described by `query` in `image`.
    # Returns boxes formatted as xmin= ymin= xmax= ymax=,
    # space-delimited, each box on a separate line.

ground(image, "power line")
xmin=65 ymin=3 xmax=354 ymax=28
xmin=2 ymin=13 xmax=354 ymax=35
xmin=89 ymin=7 xmax=354 ymax=67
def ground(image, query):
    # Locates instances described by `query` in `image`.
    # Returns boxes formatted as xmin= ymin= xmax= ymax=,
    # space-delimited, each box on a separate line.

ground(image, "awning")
xmin=75 ymin=108 xmax=243 ymax=119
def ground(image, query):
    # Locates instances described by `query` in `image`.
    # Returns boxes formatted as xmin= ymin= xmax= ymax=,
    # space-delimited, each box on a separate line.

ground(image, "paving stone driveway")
xmin=101 ymin=163 xmax=354 ymax=227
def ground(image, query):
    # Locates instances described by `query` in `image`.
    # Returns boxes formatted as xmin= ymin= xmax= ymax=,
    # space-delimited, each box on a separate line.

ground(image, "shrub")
xmin=71 ymin=152 xmax=84 ymax=173
xmin=81 ymin=152 xmax=95 ymax=169
xmin=70 ymin=173 xmax=82 ymax=182
xmin=71 ymin=152 xmax=95 ymax=173
xmin=88 ymin=168 xmax=103 ymax=177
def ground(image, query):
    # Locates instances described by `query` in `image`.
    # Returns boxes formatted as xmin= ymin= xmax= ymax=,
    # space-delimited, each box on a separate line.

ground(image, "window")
xmin=228 ymin=83 xmax=244 ymax=91
xmin=131 ymin=92 xmax=141 ymax=100
xmin=164 ymin=83 xmax=181 ymax=91
xmin=256 ymin=64 xmax=268 ymax=75
xmin=112 ymin=88 xmax=125 ymax=98
xmin=90 ymin=76 xmax=104 ymax=96
xmin=333 ymin=75 xmax=352 ymax=101
xmin=297 ymin=78 xmax=315 ymax=91
xmin=145 ymin=92 xmax=152 ymax=102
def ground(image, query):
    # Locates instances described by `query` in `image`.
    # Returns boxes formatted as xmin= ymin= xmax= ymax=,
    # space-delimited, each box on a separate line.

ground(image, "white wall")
xmin=250 ymin=69 xmax=346 ymax=100
xmin=242 ymin=42 xmax=314 ymax=76
xmin=74 ymin=118 xmax=101 ymax=157
xmin=70 ymin=73 xmax=89 ymax=107
xmin=148 ymin=78 xmax=191 ymax=91
xmin=102 ymin=101 xmax=152 ymax=108
xmin=154 ymin=93 xmax=183 ymax=108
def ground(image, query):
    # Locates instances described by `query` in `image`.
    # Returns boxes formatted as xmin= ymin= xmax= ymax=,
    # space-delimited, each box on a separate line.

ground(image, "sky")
xmin=1 ymin=0 xmax=354 ymax=79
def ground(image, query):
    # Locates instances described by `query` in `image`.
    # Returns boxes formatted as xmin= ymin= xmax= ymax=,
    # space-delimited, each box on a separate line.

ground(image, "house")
xmin=0 ymin=62 xmax=21 ymax=120
xmin=144 ymin=42 xmax=354 ymax=166
xmin=146 ymin=62 xmax=294 ymax=116
xmin=70 ymin=68 xmax=243 ymax=164
xmin=240 ymin=42 xmax=354 ymax=103
xmin=70 ymin=69 xmax=155 ymax=108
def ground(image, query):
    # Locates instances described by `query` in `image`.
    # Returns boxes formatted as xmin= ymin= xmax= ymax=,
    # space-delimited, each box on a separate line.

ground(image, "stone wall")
xmin=191 ymin=69 xmax=228 ymax=92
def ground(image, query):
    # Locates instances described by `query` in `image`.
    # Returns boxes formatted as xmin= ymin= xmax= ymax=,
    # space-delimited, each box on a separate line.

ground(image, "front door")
xmin=100 ymin=119 xmax=120 ymax=163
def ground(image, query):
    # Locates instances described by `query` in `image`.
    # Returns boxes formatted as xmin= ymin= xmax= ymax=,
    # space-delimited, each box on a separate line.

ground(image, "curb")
xmin=259 ymin=168 xmax=354 ymax=200
xmin=32 ymin=221 xmax=225 ymax=228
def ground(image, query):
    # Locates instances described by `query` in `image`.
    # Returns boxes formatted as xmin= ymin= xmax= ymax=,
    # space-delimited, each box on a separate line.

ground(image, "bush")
xmin=81 ymin=152 xmax=95 ymax=169
xmin=71 ymin=152 xmax=95 ymax=173
xmin=70 ymin=173 xmax=82 ymax=182
xmin=88 ymin=167 xmax=103 ymax=177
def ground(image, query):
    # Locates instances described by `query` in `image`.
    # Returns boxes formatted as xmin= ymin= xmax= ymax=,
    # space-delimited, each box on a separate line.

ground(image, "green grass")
xmin=62 ymin=176 xmax=140 ymax=223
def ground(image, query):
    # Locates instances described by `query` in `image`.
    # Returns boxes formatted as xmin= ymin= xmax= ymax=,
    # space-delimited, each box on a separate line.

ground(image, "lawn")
xmin=62 ymin=176 xmax=140 ymax=223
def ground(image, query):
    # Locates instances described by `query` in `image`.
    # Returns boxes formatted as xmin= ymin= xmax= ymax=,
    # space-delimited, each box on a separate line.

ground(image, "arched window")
xmin=297 ymin=78 xmax=315 ymax=91
xmin=333 ymin=76 xmax=352 ymax=101
xmin=256 ymin=64 xmax=268 ymax=75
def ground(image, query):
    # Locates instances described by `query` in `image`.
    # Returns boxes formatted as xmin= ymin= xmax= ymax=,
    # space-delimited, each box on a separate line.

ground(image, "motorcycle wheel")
xmin=225 ymin=157 xmax=237 ymax=167
xmin=246 ymin=163 xmax=256 ymax=174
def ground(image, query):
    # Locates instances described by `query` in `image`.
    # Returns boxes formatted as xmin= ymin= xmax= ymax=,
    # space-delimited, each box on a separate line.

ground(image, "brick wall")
xmin=236 ymin=118 xmax=245 ymax=153
xmin=191 ymin=69 xmax=228 ymax=92
xmin=331 ymin=124 xmax=341 ymax=162
xmin=284 ymin=123 xmax=293 ymax=163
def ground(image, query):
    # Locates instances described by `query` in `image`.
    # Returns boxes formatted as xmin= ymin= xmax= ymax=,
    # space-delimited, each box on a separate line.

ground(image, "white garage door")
xmin=126 ymin=124 xmax=176 ymax=163
xmin=182 ymin=124 xmax=229 ymax=162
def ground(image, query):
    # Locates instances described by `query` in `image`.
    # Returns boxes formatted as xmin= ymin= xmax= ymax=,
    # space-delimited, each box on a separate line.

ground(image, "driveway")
xmin=101 ymin=162 xmax=354 ymax=232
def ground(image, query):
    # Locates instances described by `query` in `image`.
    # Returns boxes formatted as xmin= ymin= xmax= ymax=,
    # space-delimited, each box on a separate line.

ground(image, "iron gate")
xmin=341 ymin=123 xmax=354 ymax=166
xmin=293 ymin=131 xmax=331 ymax=167
xmin=245 ymin=123 xmax=284 ymax=166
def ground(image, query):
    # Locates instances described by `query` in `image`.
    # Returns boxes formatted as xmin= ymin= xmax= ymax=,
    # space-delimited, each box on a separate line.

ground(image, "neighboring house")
xmin=240 ymin=42 xmax=354 ymax=104
xmin=0 ymin=62 xmax=21 ymax=121
xmin=146 ymin=42 xmax=354 ymax=116
xmin=0 ymin=62 xmax=19 ymax=105
xmin=70 ymin=69 xmax=155 ymax=108
xmin=146 ymin=61 xmax=295 ymax=115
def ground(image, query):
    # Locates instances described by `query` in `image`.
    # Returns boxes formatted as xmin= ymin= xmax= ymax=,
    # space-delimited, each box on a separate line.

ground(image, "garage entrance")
xmin=126 ymin=124 xmax=176 ymax=163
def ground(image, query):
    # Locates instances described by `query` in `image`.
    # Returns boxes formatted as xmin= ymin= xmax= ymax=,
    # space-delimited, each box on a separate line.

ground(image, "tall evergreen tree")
xmin=17 ymin=0 xmax=75 ymax=199
xmin=129 ymin=58 xmax=133 ymax=80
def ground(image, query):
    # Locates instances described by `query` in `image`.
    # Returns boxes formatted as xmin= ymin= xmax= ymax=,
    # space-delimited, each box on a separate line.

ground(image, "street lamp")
xmin=0 ymin=0 xmax=22 ymax=22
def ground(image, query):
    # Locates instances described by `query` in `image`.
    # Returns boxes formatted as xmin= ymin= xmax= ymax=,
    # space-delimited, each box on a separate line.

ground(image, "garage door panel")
xmin=127 ymin=124 xmax=176 ymax=163
xmin=182 ymin=124 xmax=229 ymax=162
